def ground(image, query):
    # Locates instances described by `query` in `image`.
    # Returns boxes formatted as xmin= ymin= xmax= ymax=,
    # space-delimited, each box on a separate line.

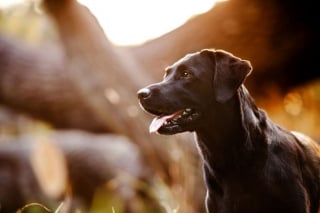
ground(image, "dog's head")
xmin=137 ymin=49 xmax=252 ymax=135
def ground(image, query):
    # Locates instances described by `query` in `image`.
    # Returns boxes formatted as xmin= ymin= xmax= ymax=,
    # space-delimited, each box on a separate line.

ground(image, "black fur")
xmin=138 ymin=49 xmax=320 ymax=213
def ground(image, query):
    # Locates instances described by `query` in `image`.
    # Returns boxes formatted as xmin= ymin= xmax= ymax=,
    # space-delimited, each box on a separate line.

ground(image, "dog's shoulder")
xmin=291 ymin=131 xmax=320 ymax=156
xmin=291 ymin=131 xmax=317 ymax=143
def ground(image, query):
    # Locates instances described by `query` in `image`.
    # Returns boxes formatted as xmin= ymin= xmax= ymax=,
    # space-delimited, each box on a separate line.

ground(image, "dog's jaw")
xmin=149 ymin=109 xmax=185 ymax=133
xmin=146 ymin=108 xmax=201 ymax=135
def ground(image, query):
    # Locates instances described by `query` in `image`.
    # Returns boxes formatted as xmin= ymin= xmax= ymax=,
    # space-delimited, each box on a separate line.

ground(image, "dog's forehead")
xmin=168 ymin=52 xmax=200 ymax=68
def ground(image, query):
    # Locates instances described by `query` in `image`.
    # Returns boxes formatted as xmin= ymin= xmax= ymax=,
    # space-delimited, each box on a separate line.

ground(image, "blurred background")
xmin=0 ymin=0 xmax=319 ymax=212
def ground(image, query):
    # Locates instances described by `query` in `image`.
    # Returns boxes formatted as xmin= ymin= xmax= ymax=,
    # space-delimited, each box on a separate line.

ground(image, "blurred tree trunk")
xmin=0 ymin=37 xmax=107 ymax=131
xmin=0 ymin=130 xmax=160 ymax=212
xmin=40 ymin=0 xmax=179 ymax=181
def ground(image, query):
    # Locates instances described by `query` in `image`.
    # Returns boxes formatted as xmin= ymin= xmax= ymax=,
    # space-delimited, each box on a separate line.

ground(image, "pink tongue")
xmin=149 ymin=110 xmax=184 ymax=133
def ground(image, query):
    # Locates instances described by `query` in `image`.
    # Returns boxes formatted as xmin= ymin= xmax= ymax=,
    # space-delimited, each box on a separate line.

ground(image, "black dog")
xmin=137 ymin=49 xmax=320 ymax=213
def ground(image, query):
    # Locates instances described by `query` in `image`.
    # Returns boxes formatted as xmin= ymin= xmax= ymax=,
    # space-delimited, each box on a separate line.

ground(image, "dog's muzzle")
xmin=137 ymin=87 xmax=200 ymax=135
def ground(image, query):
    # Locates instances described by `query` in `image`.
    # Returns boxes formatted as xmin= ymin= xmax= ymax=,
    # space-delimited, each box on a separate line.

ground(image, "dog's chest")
xmin=207 ymin=176 xmax=268 ymax=212
xmin=204 ymin=155 xmax=314 ymax=213
xmin=207 ymin=177 xmax=296 ymax=213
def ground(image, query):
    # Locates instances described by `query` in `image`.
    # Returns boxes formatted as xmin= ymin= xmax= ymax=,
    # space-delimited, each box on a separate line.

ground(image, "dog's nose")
xmin=137 ymin=88 xmax=151 ymax=99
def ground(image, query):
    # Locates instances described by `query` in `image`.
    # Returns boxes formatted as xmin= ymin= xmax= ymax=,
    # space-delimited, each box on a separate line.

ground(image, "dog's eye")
xmin=181 ymin=71 xmax=193 ymax=79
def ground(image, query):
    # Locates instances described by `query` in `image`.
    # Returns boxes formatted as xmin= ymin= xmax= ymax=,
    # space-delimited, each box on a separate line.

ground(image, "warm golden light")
xmin=283 ymin=92 xmax=303 ymax=116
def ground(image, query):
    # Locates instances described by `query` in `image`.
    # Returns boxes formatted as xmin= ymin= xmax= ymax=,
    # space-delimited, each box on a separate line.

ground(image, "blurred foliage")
xmin=0 ymin=0 xmax=57 ymax=44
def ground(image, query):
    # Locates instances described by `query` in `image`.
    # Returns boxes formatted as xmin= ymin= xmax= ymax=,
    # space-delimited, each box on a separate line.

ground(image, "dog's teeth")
xmin=186 ymin=108 xmax=192 ymax=112
xmin=183 ymin=111 xmax=188 ymax=115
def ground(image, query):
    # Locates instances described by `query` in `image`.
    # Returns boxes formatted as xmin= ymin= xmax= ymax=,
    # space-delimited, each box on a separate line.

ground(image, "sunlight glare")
xmin=0 ymin=0 xmax=24 ymax=8
xmin=0 ymin=0 xmax=224 ymax=45
xmin=79 ymin=0 xmax=220 ymax=45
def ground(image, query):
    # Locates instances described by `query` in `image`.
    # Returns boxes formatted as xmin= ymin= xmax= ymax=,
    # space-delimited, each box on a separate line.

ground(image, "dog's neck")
xmin=195 ymin=85 xmax=268 ymax=174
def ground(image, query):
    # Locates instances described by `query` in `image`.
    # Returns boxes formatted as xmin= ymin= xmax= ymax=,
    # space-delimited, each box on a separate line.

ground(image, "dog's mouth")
xmin=149 ymin=108 xmax=200 ymax=135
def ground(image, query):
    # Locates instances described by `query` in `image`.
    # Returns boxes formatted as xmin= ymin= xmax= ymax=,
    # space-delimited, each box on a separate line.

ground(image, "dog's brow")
xmin=165 ymin=67 xmax=172 ymax=76
xmin=177 ymin=64 xmax=188 ymax=72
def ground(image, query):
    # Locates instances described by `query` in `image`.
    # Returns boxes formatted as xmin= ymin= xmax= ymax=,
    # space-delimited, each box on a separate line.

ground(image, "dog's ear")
xmin=212 ymin=50 xmax=252 ymax=103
